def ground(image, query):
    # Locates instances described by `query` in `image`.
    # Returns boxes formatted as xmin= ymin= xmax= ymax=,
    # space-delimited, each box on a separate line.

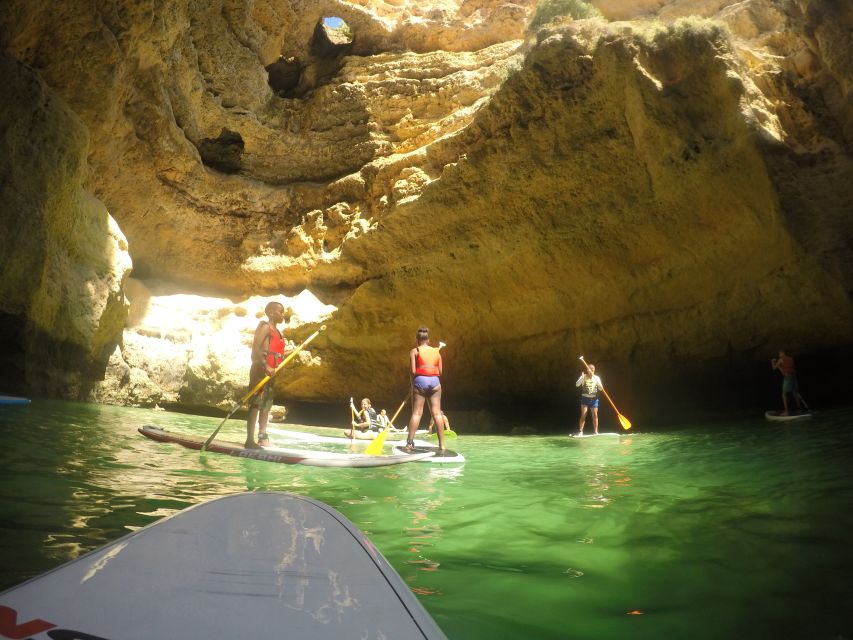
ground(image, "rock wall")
xmin=90 ymin=278 xmax=335 ymax=409
xmin=330 ymin=15 xmax=853 ymax=414
xmin=0 ymin=54 xmax=131 ymax=397
xmin=1 ymin=0 xmax=851 ymax=424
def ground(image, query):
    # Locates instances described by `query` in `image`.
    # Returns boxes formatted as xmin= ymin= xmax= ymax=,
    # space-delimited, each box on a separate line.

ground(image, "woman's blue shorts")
xmin=413 ymin=375 xmax=441 ymax=396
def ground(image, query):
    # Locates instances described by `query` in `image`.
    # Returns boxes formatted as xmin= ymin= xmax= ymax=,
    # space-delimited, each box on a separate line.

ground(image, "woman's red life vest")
xmin=415 ymin=346 xmax=441 ymax=376
xmin=265 ymin=325 xmax=286 ymax=369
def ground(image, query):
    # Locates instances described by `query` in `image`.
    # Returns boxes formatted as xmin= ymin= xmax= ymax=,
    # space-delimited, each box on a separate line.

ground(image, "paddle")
xmin=202 ymin=324 xmax=326 ymax=450
xmin=579 ymin=355 xmax=632 ymax=430
xmin=364 ymin=394 xmax=409 ymax=455
xmin=349 ymin=397 xmax=356 ymax=441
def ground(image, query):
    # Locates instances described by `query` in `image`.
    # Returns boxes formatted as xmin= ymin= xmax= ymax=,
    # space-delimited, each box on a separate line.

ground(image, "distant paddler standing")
xmin=403 ymin=326 xmax=446 ymax=454
xmin=770 ymin=349 xmax=808 ymax=415
xmin=576 ymin=362 xmax=604 ymax=435
xmin=578 ymin=355 xmax=632 ymax=431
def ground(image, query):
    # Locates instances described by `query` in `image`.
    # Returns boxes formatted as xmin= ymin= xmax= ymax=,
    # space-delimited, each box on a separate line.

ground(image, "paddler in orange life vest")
xmin=404 ymin=326 xmax=447 ymax=454
xmin=576 ymin=363 xmax=604 ymax=435
xmin=245 ymin=301 xmax=292 ymax=449
xmin=771 ymin=349 xmax=807 ymax=415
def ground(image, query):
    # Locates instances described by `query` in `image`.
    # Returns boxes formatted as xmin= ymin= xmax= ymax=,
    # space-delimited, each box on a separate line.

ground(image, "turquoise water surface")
xmin=1 ymin=399 xmax=851 ymax=639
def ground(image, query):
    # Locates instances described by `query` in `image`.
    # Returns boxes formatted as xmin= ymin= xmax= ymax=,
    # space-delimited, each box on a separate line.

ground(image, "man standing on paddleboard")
xmin=576 ymin=364 xmax=604 ymax=435
xmin=771 ymin=349 xmax=807 ymax=416
xmin=246 ymin=301 xmax=292 ymax=449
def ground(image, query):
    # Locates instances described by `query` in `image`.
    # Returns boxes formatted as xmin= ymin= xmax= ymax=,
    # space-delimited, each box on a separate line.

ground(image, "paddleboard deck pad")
xmin=139 ymin=425 xmax=434 ymax=467
xmin=0 ymin=492 xmax=447 ymax=640
xmin=765 ymin=410 xmax=812 ymax=422
xmin=392 ymin=445 xmax=466 ymax=464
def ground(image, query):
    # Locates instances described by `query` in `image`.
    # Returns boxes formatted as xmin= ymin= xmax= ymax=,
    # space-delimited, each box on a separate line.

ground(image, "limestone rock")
xmin=1 ymin=0 xmax=851 ymax=420
xmin=0 ymin=53 xmax=131 ymax=397
xmin=90 ymin=279 xmax=334 ymax=408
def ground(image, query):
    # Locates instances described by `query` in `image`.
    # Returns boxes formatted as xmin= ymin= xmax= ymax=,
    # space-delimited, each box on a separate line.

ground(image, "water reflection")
xmin=3 ymin=402 xmax=853 ymax=640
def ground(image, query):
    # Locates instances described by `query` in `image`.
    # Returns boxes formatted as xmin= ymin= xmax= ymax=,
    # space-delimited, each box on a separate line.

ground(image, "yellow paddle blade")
xmin=364 ymin=428 xmax=389 ymax=456
xmin=364 ymin=396 xmax=408 ymax=456
xmin=618 ymin=413 xmax=632 ymax=430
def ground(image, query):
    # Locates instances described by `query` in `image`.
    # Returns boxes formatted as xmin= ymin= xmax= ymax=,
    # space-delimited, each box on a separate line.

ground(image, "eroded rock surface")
xmin=1 ymin=0 xmax=851 ymax=423
xmin=0 ymin=53 xmax=132 ymax=398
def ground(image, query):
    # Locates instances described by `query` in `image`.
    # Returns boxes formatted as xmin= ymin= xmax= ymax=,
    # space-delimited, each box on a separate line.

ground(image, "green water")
xmin=1 ymin=399 xmax=852 ymax=639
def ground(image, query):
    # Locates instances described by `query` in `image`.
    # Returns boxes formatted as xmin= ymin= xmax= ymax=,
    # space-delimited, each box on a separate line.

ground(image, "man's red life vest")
xmin=266 ymin=325 xmax=285 ymax=369
xmin=778 ymin=355 xmax=796 ymax=376
xmin=415 ymin=346 xmax=441 ymax=376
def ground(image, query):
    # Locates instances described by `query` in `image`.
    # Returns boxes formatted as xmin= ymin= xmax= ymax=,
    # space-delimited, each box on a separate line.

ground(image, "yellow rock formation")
xmin=1 ymin=0 xmax=850 ymax=422
xmin=0 ymin=54 xmax=131 ymax=397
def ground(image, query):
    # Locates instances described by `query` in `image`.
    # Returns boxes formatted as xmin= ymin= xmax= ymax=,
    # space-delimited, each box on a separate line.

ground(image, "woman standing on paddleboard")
xmin=404 ymin=326 xmax=446 ymax=453
xmin=576 ymin=363 xmax=603 ymax=435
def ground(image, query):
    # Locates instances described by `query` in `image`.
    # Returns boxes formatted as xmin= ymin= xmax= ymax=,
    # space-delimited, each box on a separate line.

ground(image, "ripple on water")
xmin=1 ymin=402 xmax=852 ymax=640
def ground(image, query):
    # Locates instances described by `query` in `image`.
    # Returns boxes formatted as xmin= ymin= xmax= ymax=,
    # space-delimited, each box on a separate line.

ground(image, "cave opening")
xmin=269 ymin=16 xmax=355 ymax=99
xmin=317 ymin=16 xmax=354 ymax=52
xmin=198 ymin=128 xmax=244 ymax=174
xmin=266 ymin=55 xmax=303 ymax=97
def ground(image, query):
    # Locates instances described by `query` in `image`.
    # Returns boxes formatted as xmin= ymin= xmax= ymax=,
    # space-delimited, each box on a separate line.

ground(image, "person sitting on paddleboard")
xmin=246 ymin=301 xmax=292 ymax=449
xmin=343 ymin=398 xmax=381 ymax=438
xmin=353 ymin=398 xmax=382 ymax=432
xmin=771 ymin=350 xmax=807 ymax=416
xmin=576 ymin=364 xmax=603 ymax=435
xmin=427 ymin=411 xmax=450 ymax=435
xmin=377 ymin=408 xmax=401 ymax=431
xmin=404 ymin=326 xmax=446 ymax=453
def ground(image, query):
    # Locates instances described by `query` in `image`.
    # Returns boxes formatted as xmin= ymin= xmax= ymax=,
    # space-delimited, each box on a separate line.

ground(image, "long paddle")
xmin=364 ymin=395 xmax=409 ymax=455
xmin=579 ymin=355 xmax=632 ymax=430
xmin=202 ymin=324 xmax=326 ymax=450
xmin=348 ymin=397 xmax=356 ymax=442
xmin=365 ymin=340 xmax=447 ymax=455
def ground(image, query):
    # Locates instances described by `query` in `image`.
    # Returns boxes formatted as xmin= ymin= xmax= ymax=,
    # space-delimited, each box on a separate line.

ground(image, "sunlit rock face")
xmin=0 ymin=54 xmax=131 ymax=397
xmin=90 ymin=279 xmax=335 ymax=410
xmin=1 ymin=0 xmax=851 ymax=423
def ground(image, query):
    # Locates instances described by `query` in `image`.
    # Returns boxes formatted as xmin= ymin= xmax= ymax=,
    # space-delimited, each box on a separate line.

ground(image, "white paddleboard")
xmin=765 ymin=410 xmax=812 ymax=423
xmin=569 ymin=432 xmax=622 ymax=439
xmin=138 ymin=425 xmax=434 ymax=468
xmin=0 ymin=492 xmax=447 ymax=640
xmin=267 ymin=426 xmax=431 ymax=448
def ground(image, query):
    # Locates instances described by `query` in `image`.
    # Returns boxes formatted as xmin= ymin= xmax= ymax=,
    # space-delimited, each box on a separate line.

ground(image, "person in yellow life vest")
xmin=246 ymin=301 xmax=292 ymax=449
xmin=576 ymin=363 xmax=604 ymax=435
xmin=404 ymin=326 xmax=447 ymax=453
